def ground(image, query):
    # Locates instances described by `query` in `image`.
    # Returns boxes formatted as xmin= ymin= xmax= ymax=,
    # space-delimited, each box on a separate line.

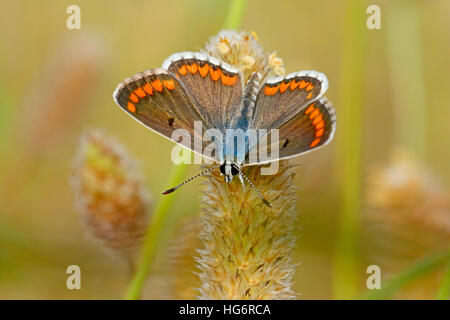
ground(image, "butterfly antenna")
xmin=162 ymin=164 xmax=220 ymax=195
xmin=240 ymin=172 xmax=272 ymax=208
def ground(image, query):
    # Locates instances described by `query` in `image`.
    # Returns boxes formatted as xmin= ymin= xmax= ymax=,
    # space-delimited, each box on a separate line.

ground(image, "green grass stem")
xmin=223 ymin=0 xmax=248 ymax=29
xmin=363 ymin=250 xmax=450 ymax=300
xmin=124 ymin=162 xmax=188 ymax=299
xmin=333 ymin=0 xmax=366 ymax=299
xmin=387 ymin=0 xmax=426 ymax=158
xmin=436 ymin=261 xmax=450 ymax=300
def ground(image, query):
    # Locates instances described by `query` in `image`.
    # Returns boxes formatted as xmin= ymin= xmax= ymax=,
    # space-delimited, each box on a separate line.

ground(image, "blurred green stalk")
xmin=224 ymin=0 xmax=248 ymax=29
xmin=0 ymin=40 xmax=18 ymax=246
xmin=0 ymin=88 xmax=11 ymax=159
xmin=333 ymin=0 xmax=365 ymax=299
xmin=124 ymin=162 xmax=188 ymax=300
xmin=123 ymin=0 xmax=249 ymax=300
xmin=0 ymin=37 xmax=12 ymax=161
xmin=362 ymin=249 xmax=450 ymax=300
xmin=436 ymin=261 xmax=450 ymax=300
xmin=387 ymin=0 xmax=426 ymax=158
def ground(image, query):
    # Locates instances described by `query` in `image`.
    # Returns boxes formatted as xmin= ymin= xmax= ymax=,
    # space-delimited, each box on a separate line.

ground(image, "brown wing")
xmin=162 ymin=52 xmax=243 ymax=131
xmin=245 ymin=97 xmax=336 ymax=165
xmin=113 ymin=69 xmax=215 ymax=160
xmin=251 ymin=70 xmax=329 ymax=130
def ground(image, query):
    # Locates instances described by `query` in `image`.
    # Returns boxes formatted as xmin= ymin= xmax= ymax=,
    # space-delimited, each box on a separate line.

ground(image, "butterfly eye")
xmin=231 ymin=164 xmax=240 ymax=176
xmin=219 ymin=164 xmax=226 ymax=175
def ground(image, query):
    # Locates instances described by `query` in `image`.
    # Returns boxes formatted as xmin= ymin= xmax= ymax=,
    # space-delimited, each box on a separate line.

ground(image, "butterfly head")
xmin=163 ymin=161 xmax=271 ymax=207
xmin=219 ymin=161 xmax=241 ymax=183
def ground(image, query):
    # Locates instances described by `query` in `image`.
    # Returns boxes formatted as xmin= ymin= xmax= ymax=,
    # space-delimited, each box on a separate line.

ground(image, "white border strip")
xmin=161 ymin=51 xmax=239 ymax=74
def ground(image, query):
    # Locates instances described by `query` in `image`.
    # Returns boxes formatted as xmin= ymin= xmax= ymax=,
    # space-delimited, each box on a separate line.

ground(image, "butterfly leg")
xmin=239 ymin=173 xmax=246 ymax=190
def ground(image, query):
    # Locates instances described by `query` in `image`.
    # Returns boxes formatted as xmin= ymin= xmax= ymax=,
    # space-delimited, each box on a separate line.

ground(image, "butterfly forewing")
xmin=163 ymin=52 xmax=243 ymax=131
xmin=251 ymin=71 xmax=328 ymax=130
xmin=113 ymin=69 xmax=215 ymax=160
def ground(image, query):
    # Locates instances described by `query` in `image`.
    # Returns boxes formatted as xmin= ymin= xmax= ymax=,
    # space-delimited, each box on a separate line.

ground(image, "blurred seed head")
xmin=366 ymin=149 xmax=450 ymax=238
xmin=362 ymin=149 xmax=450 ymax=297
xmin=21 ymin=35 xmax=105 ymax=154
xmin=203 ymin=30 xmax=286 ymax=84
xmin=165 ymin=217 xmax=202 ymax=299
xmin=139 ymin=217 xmax=202 ymax=300
xmin=70 ymin=129 xmax=151 ymax=267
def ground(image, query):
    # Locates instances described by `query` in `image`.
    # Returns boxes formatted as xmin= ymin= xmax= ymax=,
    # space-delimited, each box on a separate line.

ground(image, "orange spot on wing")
xmin=299 ymin=80 xmax=308 ymax=89
xmin=143 ymin=83 xmax=153 ymax=95
xmin=187 ymin=63 xmax=198 ymax=74
xmin=163 ymin=79 xmax=175 ymax=90
xmin=279 ymin=81 xmax=290 ymax=93
xmin=310 ymin=138 xmax=320 ymax=147
xmin=290 ymin=80 xmax=299 ymax=90
xmin=306 ymin=92 xmax=313 ymax=99
xmin=270 ymin=84 xmax=280 ymax=95
xmin=151 ymin=79 xmax=163 ymax=92
xmin=305 ymin=83 xmax=314 ymax=91
xmin=134 ymin=87 xmax=146 ymax=98
xmin=305 ymin=104 xmax=315 ymax=114
xmin=312 ymin=114 xmax=323 ymax=125
xmin=127 ymin=102 xmax=136 ymax=113
xmin=309 ymin=109 xmax=320 ymax=119
xmin=221 ymin=74 xmax=237 ymax=86
xmin=199 ymin=64 xmax=209 ymax=77
xmin=315 ymin=121 xmax=324 ymax=129
xmin=210 ymin=68 xmax=221 ymax=81
xmin=228 ymin=75 xmax=237 ymax=86
xmin=315 ymin=128 xmax=324 ymax=137
xmin=221 ymin=73 xmax=229 ymax=85
xmin=129 ymin=92 xmax=139 ymax=103
xmin=264 ymin=86 xmax=272 ymax=96
xmin=178 ymin=65 xmax=187 ymax=75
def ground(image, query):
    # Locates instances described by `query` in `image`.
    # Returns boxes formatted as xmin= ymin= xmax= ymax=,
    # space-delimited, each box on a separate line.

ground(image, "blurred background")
xmin=0 ymin=0 xmax=449 ymax=299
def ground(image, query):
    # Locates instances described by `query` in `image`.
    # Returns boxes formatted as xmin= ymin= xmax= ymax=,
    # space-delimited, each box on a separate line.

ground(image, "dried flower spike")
xmin=203 ymin=30 xmax=286 ymax=83
xmin=268 ymin=52 xmax=286 ymax=76
xmin=197 ymin=162 xmax=298 ymax=299
xmin=70 ymin=130 xmax=151 ymax=269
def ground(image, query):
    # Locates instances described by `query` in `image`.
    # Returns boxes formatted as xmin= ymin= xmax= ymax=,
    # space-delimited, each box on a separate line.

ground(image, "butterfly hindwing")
xmin=277 ymin=97 xmax=336 ymax=157
xmin=113 ymin=69 xmax=215 ymax=160
xmin=251 ymin=71 xmax=329 ymax=130
xmin=162 ymin=52 xmax=243 ymax=131
xmin=245 ymin=97 xmax=336 ymax=165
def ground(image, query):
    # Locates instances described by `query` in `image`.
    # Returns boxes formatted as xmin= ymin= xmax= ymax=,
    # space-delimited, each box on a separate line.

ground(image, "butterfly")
xmin=113 ymin=52 xmax=336 ymax=206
